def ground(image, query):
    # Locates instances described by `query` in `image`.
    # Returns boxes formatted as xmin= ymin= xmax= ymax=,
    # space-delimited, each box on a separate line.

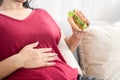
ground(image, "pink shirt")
xmin=0 ymin=9 xmax=78 ymax=80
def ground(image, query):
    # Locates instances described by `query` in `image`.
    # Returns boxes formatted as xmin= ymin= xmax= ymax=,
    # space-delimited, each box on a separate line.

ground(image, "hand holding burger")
xmin=68 ymin=9 xmax=89 ymax=31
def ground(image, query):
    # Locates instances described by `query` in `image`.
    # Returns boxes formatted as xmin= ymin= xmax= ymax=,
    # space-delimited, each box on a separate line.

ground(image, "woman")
xmin=0 ymin=0 xmax=89 ymax=80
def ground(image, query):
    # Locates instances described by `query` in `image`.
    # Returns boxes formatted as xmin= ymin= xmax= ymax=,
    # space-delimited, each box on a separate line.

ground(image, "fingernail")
xmin=54 ymin=53 xmax=58 ymax=56
xmin=52 ymin=62 xmax=56 ymax=65
xmin=48 ymin=48 xmax=52 ymax=51
xmin=55 ymin=56 xmax=58 ymax=60
xmin=35 ymin=41 xmax=39 ymax=44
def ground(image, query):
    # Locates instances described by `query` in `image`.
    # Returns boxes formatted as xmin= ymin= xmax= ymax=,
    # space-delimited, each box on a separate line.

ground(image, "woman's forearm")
xmin=65 ymin=33 xmax=82 ymax=52
xmin=0 ymin=54 xmax=22 ymax=79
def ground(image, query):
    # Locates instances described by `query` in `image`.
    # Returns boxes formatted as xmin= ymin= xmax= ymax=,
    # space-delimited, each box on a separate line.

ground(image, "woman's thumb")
xmin=29 ymin=41 xmax=39 ymax=48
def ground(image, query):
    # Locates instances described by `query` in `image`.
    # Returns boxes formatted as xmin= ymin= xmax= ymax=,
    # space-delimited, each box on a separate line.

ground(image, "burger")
xmin=68 ymin=10 xmax=89 ymax=30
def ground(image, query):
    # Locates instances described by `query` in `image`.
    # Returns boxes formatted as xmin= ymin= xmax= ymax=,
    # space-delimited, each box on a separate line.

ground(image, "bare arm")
xmin=64 ymin=10 xmax=89 ymax=52
xmin=0 ymin=54 xmax=22 ymax=79
xmin=60 ymin=30 xmax=83 ymax=52
xmin=65 ymin=33 xmax=83 ymax=52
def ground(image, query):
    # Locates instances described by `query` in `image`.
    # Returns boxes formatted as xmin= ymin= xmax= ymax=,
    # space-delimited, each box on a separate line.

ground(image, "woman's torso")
xmin=0 ymin=8 xmax=78 ymax=80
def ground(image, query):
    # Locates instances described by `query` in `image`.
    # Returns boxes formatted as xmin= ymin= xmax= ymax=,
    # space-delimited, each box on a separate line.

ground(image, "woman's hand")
xmin=17 ymin=42 xmax=57 ymax=69
xmin=68 ymin=9 xmax=89 ymax=38
xmin=65 ymin=10 xmax=90 ymax=51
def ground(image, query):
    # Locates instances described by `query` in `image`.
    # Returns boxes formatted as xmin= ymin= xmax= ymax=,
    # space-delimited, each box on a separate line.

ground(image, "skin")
xmin=0 ymin=0 xmax=89 ymax=79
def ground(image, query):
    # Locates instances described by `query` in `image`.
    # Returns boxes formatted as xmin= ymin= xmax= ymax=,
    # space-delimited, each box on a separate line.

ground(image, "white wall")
xmin=29 ymin=0 xmax=62 ymax=22
xmin=30 ymin=0 xmax=120 ymax=23
xmin=79 ymin=0 xmax=120 ymax=23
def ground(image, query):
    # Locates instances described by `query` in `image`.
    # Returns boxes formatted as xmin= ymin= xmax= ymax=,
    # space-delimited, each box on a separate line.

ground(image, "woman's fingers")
xmin=75 ymin=10 xmax=90 ymax=26
xmin=46 ymin=53 xmax=57 ymax=57
xmin=38 ymin=53 xmax=57 ymax=67
xmin=42 ymin=62 xmax=56 ymax=67
xmin=68 ymin=9 xmax=90 ymax=34
xmin=43 ymin=57 xmax=57 ymax=62
xmin=42 ymin=53 xmax=58 ymax=62
xmin=38 ymin=48 xmax=52 ymax=53
xmin=27 ymin=41 xmax=39 ymax=48
xmin=19 ymin=42 xmax=58 ymax=68
xmin=26 ymin=42 xmax=52 ymax=53
xmin=68 ymin=16 xmax=82 ymax=32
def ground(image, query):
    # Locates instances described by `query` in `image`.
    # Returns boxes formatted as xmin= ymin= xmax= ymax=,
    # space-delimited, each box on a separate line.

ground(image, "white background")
xmin=29 ymin=0 xmax=120 ymax=23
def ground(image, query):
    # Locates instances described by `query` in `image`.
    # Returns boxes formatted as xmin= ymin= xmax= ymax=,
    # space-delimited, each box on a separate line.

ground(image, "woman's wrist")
xmin=65 ymin=33 xmax=82 ymax=51
xmin=9 ymin=54 xmax=24 ymax=69
xmin=0 ymin=54 xmax=23 ymax=79
xmin=72 ymin=32 xmax=83 ymax=40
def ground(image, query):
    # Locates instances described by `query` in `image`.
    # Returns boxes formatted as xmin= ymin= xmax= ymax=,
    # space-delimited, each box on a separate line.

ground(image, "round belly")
xmin=6 ymin=61 xmax=78 ymax=80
